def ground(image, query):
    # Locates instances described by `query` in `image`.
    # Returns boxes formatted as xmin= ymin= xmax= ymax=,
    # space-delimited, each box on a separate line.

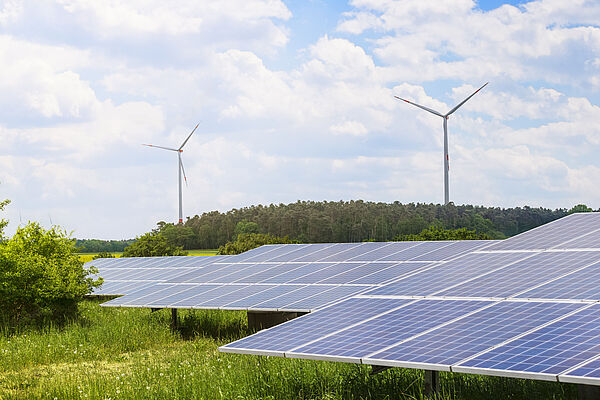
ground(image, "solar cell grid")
xmin=291 ymin=243 xmax=364 ymax=262
xmin=486 ymin=213 xmax=600 ymax=251
xmin=280 ymin=285 xmax=372 ymax=311
xmin=288 ymin=299 xmax=491 ymax=360
xmin=365 ymin=301 xmax=584 ymax=368
xmin=556 ymin=229 xmax=600 ymax=250
xmin=345 ymin=262 xmax=432 ymax=285
xmin=221 ymin=285 xmax=307 ymax=309
xmin=349 ymin=241 xmax=423 ymax=261
xmin=437 ymin=251 xmax=600 ymax=298
xmin=516 ymin=261 xmax=600 ymax=300
xmin=561 ymin=357 xmax=600 ymax=384
xmin=262 ymin=244 xmax=333 ymax=263
xmin=220 ymin=297 xmax=412 ymax=353
xmin=368 ymin=251 xmax=534 ymax=297
xmin=410 ymin=240 xmax=492 ymax=262
xmin=376 ymin=241 xmax=452 ymax=262
xmin=318 ymin=242 xmax=391 ymax=262
xmin=171 ymin=285 xmax=276 ymax=308
xmin=455 ymin=304 xmax=600 ymax=377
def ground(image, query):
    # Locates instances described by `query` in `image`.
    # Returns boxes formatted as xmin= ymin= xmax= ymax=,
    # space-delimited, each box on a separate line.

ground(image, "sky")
xmin=1 ymin=0 xmax=600 ymax=239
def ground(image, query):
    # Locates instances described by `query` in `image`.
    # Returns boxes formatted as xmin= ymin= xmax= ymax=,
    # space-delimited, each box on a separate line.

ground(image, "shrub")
xmin=217 ymin=233 xmax=296 ymax=255
xmin=122 ymin=231 xmax=187 ymax=257
xmin=0 ymin=222 xmax=102 ymax=326
xmin=394 ymin=226 xmax=492 ymax=241
xmin=92 ymin=251 xmax=115 ymax=260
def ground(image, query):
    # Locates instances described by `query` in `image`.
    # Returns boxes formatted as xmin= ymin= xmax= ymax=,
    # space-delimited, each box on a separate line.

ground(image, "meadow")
xmin=0 ymin=299 xmax=578 ymax=400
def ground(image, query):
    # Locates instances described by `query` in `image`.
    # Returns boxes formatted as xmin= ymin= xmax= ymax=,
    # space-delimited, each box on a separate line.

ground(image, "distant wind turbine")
xmin=143 ymin=123 xmax=199 ymax=224
xmin=395 ymin=82 xmax=488 ymax=205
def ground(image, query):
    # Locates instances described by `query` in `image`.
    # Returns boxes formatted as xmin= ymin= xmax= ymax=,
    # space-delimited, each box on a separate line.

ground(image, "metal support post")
xmin=370 ymin=365 xmax=392 ymax=375
xmin=171 ymin=308 xmax=179 ymax=331
xmin=424 ymin=370 xmax=440 ymax=398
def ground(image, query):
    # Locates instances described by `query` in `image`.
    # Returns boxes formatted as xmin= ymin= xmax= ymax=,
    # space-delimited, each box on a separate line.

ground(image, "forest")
xmin=78 ymin=201 xmax=595 ymax=252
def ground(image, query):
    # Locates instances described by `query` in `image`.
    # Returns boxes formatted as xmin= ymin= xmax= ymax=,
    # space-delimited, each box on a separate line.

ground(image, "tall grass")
xmin=0 ymin=300 xmax=578 ymax=399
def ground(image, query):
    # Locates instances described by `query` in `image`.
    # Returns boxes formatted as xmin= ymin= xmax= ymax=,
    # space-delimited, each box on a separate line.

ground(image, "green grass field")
xmin=0 ymin=299 xmax=578 ymax=400
xmin=77 ymin=249 xmax=218 ymax=262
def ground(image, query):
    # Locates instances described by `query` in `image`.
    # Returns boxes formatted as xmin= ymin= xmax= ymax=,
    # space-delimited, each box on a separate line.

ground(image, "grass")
xmin=77 ymin=249 xmax=218 ymax=262
xmin=0 ymin=300 xmax=579 ymax=400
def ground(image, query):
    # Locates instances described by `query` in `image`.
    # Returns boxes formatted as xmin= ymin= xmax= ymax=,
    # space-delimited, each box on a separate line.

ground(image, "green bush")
xmin=0 ymin=222 xmax=102 ymax=326
xmin=122 ymin=231 xmax=187 ymax=257
xmin=92 ymin=251 xmax=115 ymax=260
xmin=217 ymin=233 xmax=296 ymax=255
xmin=395 ymin=225 xmax=492 ymax=241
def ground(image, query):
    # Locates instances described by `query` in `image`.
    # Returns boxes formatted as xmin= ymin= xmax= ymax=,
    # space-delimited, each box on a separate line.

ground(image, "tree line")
xmin=146 ymin=201 xmax=592 ymax=250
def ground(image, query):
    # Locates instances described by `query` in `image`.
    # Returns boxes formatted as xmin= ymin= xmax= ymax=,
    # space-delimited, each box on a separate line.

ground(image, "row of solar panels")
xmin=219 ymin=213 xmax=600 ymax=386
xmin=221 ymin=297 xmax=600 ymax=385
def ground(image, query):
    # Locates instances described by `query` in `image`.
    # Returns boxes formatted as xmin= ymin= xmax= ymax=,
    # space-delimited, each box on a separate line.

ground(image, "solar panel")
xmin=436 ymin=251 xmax=600 ymax=298
xmin=364 ymin=301 xmax=584 ymax=369
xmin=100 ymin=240 xmax=497 ymax=311
xmin=367 ymin=251 xmax=533 ymax=297
xmin=218 ymin=213 xmax=600 ymax=387
xmin=454 ymin=304 xmax=600 ymax=380
xmin=516 ymin=261 xmax=600 ymax=300
xmin=485 ymin=212 xmax=600 ymax=251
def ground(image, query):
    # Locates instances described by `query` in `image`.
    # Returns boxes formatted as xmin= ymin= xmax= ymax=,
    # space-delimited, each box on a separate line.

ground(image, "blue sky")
xmin=1 ymin=0 xmax=599 ymax=239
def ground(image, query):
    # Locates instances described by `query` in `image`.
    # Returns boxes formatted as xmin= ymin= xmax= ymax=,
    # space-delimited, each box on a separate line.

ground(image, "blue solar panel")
xmin=557 ymin=229 xmax=600 ymax=249
xmin=561 ymin=357 xmax=600 ymax=385
xmin=455 ymin=304 xmax=600 ymax=377
xmin=260 ymin=263 xmax=338 ymax=284
xmin=171 ymin=285 xmax=276 ymax=308
xmin=220 ymin=297 xmax=412 ymax=353
xmin=438 ymin=251 xmax=600 ymax=298
xmin=287 ymin=299 xmax=491 ymax=360
xmin=280 ymin=285 xmax=371 ymax=311
xmin=349 ymin=242 xmax=423 ymax=261
xmin=365 ymin=301 xmax=584 ymax=368
xmin=486 ymin=213 xmax=600 ymax=251
xmin=368 ymin=252 xmax=532 ymax=296
xmin=410 ymin=240 xmax=492 ymax=261
xmin=318 ymin=242 xmax=392 ymax=262
xmin=221 ymin=285 xmax=307 ymax=309
xmin=248 ymin=285 xmax=334 ymax=310
xmin=516 ymin=261 xmax=600 ymax=300
xmin=376 ymin=241 xmax=453 ymax=262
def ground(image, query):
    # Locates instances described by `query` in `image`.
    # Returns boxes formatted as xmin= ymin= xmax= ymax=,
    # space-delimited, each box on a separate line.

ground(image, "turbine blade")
xmin=445 ymin=82 xmax=488 ymax=117
xmin=179 ymin=157 xmax=188 ymax=186
xmin=179 ymin=122 xmax=199 ymax=150
xmin=142 ymin=144 xmax=179 ymax=152
xmin=394 ymin=96 xmax=444 ymax=118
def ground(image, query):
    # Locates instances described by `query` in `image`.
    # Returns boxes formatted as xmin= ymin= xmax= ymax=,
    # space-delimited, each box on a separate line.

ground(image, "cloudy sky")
xmin=1 ymin=0 xmax=599 ymax=239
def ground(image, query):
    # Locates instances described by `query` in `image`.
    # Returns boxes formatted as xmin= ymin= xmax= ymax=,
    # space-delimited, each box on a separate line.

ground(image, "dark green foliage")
xmin=184 ymin=201 xmax=566 ymax=248
xmin=0 ymin=222 xmax=102 ymax=326
xmin=0 ymin=197 xmax=9 ymax=241
xmin=92 ymin=251 xmax=115 ymax=260
xmin=76 ymin=238 xmax=135 ymax=253
xmin=567 ymin=204 xmax=594 ymax=214
xmin=217 ymin=233 xmax=296 ymax=255
xmin=154 ymin=221 xmax=196 ymax=249
xmin=234 ymin=219 xmax=260 ymax=237
xmin=396 ymin=226 xmax=493 ymax=241
xmin=122 ymin=231 xmax=187 ymax=257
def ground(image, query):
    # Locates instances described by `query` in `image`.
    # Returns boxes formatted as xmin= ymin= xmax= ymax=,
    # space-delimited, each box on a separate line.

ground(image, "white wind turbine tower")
xmin=143 ymin=123 xmax=199 ymax=224
xmin=395 ymin=83 xmax=488 ymax=205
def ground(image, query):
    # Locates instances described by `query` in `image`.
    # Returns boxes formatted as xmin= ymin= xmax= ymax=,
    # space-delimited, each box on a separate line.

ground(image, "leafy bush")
xmin=122 ymin=231 xmax=187 ymax=257
xmin=0 ymin=222 xmax=102 ymax=326
xmin=217 ymin=233 xmax=296 ymax=255
xmin=395 ymin=226 xmax=492 ymax=241
xmin=92 ymin=251 xmax=115 ymax=260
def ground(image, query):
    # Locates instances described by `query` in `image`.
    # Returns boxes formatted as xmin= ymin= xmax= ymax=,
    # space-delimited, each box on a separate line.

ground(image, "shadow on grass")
xmin=176 ymin=309 xmax=248 ymax=341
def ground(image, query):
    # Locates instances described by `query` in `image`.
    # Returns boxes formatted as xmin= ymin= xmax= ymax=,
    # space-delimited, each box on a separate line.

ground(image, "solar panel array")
xmin=93 ymin=240 xmax=492 ymax=311
xmin=88 ymin=255 xmax=227 ymax=295
xmin=221 ymin=213 xmax=600 ymax=386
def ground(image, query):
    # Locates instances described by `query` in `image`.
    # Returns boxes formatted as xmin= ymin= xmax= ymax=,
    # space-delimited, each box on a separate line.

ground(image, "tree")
xmin=568 ymin=204 xmax=593 ymax=214
xmin=122 ymin=231 xmax=187 ymax=257
xmin=217 ymin=233 xmax=295 ymax=255
xmin=234 ymin=220 xmax=259 ymax=237
xmin=0 ymin=222 xmax=102 ymax=325
xmin=395 ymin=226 xmax=492 ymax=241
xmin=0 ymin=196 xmax=9 ymax=241
xmin=93 ymin=251 xmax=115 ymax=260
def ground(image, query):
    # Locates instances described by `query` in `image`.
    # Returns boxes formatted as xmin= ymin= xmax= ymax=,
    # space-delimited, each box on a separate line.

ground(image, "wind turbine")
xmin=395 ymin=82 xmax=488 ymax=205
xmin=143 ymin=123 xmax=199 ymax=224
